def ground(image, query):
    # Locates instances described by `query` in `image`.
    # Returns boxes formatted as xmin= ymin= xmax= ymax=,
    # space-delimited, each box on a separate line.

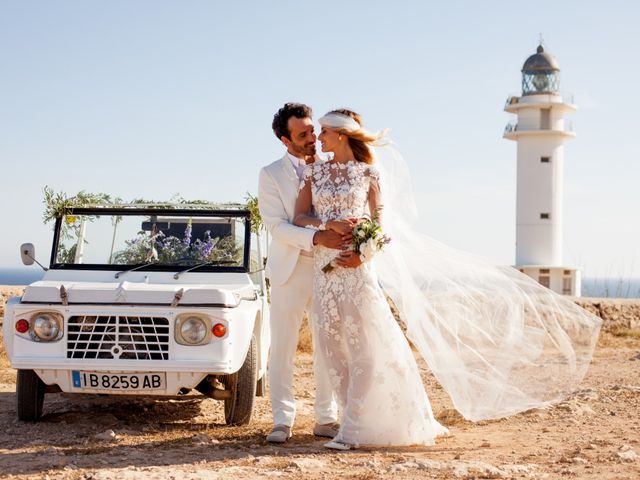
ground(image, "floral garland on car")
xmin=42 ymin=186 xmax=263 ymax=234
xmin=43 ymin=187 xmax=265 ymax=265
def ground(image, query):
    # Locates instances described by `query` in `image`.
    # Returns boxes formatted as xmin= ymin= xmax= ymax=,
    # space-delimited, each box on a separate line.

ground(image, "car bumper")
xmin=27 ymin=367 xmax=222 ymax=395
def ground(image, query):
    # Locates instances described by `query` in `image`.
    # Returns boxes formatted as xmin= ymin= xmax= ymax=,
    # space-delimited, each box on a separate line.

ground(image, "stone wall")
xmin=572 ymin=297 xmax=640 ymax=333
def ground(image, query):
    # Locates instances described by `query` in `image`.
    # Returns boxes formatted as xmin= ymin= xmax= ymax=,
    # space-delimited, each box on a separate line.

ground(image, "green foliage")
xmin=44 ymin=187 xmax=264 ymax=266
xmin=43 ymin=186 xmax=120 ymax=225
xmin=111 ymin=222 xmax=242 ymax=266
xmin=206 ymin=236 xmax=243 ymax=264
xmin=245 ymin=192 xmax=263 ymax=234
xmin=42 ymin=186 xmax=264 ymax=232
xmin=56 ymin=242 xmax=78 ymax=264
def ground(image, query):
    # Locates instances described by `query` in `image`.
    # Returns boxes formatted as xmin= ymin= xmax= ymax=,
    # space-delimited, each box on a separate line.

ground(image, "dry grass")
xmin=0 ymin=286 xmax=24 ymax=317
xmin=349 ymin=474 xmax=381 ymax=480
xmin=297 ymin=316 xmax=313 ymax=353
xmin=596 ymin=330 xmax=640 ymax=348
xmin=0 ymin=331 xmax=8 ymax=368
xmin=612 ymin=327 xmax=640 ymax=339
xmin=434 ymin=408 xmax=471 ymax=427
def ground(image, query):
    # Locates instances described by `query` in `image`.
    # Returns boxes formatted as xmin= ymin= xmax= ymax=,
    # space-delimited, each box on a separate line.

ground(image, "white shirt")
xmin=286 ymin=151 xmax=311 ymax=180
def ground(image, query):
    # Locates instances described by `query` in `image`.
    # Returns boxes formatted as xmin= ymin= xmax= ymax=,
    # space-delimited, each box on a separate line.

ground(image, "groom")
xmin=258 ymin=103 xmax=349 ymax=443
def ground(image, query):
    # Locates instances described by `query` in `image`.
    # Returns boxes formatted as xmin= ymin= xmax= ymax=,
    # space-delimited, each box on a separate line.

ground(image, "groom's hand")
xmin=313 ymin=230 xmax=351 ymax=250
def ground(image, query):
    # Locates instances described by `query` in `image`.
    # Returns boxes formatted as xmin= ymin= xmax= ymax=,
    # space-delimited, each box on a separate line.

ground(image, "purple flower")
xmin=202 ymin=231 xmax=214 ymax=257
xmin=182 ymin=221 xmax=192 ymax=248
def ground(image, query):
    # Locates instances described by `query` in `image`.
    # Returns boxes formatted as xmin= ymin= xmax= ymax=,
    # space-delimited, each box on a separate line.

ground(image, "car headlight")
xmin=178 ymin=316 xmax=208 ymax=345
xmin=31 ymin=312 xmax=63 ymax=341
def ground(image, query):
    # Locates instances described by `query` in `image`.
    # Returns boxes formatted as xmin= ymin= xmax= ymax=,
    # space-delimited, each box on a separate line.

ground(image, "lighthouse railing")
xmin=504 ymin=120 xmax=573 ymax=134
xmin=504 ymin=92 xmax=575 ymax=108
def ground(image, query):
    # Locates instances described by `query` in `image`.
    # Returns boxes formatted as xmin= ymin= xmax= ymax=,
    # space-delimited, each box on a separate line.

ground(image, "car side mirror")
xmin=20 ymin=243 xmax=36 ymax=266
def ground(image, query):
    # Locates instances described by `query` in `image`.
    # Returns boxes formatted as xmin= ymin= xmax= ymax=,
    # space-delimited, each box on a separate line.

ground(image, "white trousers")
xmin=268 ymin=255 xmax=338 ymax=427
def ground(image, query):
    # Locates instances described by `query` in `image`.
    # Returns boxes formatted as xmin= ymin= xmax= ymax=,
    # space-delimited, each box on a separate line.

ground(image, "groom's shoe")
xmin=313 ymin=422 xmax=340 ymax=438
xmin=266 ymin=424 xmax=292 ymax=443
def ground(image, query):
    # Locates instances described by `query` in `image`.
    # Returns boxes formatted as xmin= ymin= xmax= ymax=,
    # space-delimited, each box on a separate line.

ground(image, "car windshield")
xmin=52 ymin=209 xmax=249 ymax=270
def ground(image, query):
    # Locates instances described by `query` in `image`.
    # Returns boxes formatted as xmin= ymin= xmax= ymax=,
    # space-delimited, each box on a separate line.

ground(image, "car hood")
xmin=21 ymin=280 xmax=256 ymax=307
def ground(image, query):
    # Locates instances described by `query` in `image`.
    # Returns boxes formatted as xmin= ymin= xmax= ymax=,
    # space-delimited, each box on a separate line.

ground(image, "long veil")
xmin=372 ymin=140 xmax=602 ymax=421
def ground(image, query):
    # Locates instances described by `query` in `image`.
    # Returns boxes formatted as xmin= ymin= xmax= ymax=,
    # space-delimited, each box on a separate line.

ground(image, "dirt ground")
xmin=1 ymin=290 xmax=639 ymax=479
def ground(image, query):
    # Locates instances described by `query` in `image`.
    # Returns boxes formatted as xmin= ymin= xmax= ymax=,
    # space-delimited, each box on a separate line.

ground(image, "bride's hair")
xmin=328 ymin=109 xmax=382 ymax=165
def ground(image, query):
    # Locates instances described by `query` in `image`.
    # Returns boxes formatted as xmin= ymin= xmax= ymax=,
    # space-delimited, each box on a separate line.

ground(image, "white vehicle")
xmin=3 ymin=205 xmax=270 ymax=424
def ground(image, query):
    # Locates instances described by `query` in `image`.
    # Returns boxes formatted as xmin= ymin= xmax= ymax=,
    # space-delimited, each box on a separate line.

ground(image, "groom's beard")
xmin=290 ymin=141 xmax=316 ymax=158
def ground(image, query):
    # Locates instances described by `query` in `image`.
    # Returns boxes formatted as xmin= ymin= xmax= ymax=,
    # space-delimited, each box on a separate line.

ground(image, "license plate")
xmin=71 ymin=371 xmax=166 ymax=391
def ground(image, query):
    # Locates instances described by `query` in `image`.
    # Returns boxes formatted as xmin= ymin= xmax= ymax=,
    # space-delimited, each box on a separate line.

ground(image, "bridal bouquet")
xmin=322 ymin=214 xmax=391 ymax=273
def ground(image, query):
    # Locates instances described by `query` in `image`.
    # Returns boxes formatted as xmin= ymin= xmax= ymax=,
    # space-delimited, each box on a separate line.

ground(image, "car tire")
xmin=17 ymin=370 xmax=45 ymax=421
xmin=222 ymin=334 xmax=257 ymax=426
xmin=256 ymin=371 xmax=267 ymax=397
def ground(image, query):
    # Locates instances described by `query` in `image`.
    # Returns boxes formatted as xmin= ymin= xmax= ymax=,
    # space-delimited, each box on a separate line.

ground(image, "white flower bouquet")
xmin=322 ymin=214 xmax=391 ymax=273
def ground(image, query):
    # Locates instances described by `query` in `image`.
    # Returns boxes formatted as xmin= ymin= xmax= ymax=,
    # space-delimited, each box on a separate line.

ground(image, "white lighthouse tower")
xmin=504 ymin=44 xmax=581 ymax=296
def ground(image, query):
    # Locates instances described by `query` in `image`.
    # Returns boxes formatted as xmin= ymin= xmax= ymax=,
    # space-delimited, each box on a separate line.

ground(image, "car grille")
xmin=67 ymin=316 xmax=170 ymax=360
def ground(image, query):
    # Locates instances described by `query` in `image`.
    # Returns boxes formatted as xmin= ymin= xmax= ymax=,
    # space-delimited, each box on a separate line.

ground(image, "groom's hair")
xmin=272 ymin=103 xmax=313 ymax=140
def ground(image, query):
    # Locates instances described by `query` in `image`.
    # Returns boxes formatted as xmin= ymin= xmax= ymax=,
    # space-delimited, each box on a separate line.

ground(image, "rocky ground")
xmin=1 ymin=287 xmax=639 ymax=479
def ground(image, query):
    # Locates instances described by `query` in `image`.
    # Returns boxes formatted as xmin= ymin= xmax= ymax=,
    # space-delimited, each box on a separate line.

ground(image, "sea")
xmin=0 ymin=267 xmax=46 ymax=286
xmin=0 ymin=267 xmax=639 ymax=299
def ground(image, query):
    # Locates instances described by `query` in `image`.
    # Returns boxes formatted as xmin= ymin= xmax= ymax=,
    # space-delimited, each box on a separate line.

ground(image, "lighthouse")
xmin=504 ymin=44 xmax=581 ymax=296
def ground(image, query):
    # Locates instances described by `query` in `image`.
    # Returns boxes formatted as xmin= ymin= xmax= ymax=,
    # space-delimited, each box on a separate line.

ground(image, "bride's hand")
xmin=327 ymin=219 xmax=355 ymax=235
xmin=335 ymin=250 xmax=362 ymax=269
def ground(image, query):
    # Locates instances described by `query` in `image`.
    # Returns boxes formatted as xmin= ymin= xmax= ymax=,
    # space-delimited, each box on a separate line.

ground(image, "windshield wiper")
xmin=173 ymin=260 xmax=237 ymax=280
xmin=115 ymin=262 xmax=156 ymax=279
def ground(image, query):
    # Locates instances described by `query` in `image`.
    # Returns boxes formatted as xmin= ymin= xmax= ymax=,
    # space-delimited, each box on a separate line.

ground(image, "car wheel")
xmin=17 ymin=370 xmax=45 ymax=421
xmin=256 ymin=371 xmax=267 ymax=397
xmin=222 ymin=334 xmax=257 ymax=426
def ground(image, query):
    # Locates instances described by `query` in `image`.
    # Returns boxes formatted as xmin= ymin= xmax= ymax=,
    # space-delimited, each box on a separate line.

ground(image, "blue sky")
xmin=1 ymin=1 xmax=638 ymax=278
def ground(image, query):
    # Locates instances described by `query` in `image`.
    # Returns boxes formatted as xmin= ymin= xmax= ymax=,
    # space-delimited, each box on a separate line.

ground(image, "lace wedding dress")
xmin=299 ymin=160 xmax=448 ymax=446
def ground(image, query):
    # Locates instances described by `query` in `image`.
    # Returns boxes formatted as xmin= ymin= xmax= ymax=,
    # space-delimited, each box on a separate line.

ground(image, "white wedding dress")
xmin=298 ymin=147 xmax=601 ymax=446
xmin=300 ymin=160 xmax=448 ymax=446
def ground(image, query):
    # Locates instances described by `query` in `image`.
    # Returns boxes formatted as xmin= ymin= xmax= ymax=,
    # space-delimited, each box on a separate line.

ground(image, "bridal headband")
xmin=318 ymin=112 xmax=361 ymax=132
xmin=319 ymin=112 xmax=391 ymax=148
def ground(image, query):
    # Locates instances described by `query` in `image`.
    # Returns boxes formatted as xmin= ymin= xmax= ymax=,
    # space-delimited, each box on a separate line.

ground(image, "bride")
xmin=293 ymin=109 xmax=602 ymax=450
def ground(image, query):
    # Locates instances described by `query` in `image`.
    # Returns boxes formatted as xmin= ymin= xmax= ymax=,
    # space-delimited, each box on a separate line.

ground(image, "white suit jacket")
xmin=258 ymin=154 xmax=319 ymax=286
